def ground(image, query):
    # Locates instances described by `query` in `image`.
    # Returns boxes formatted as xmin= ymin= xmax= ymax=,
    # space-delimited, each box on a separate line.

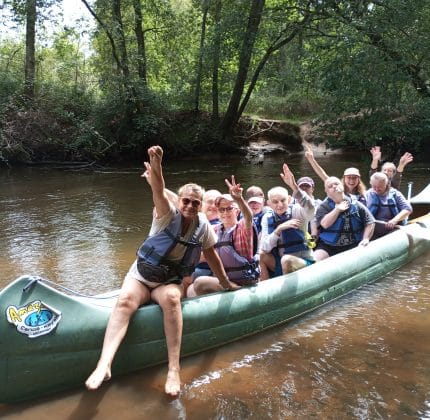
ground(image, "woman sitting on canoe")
xmin=314 ymin=177 xmax=375 ymax=261
xmin=188 ymin=177 xmax=259 ymax=296
xmin=304 ymin=144 xmax=367 ymax=205
xmin=366 ymin=171 xmax=412 ymax=239
xmin=85 ymin=145 xmax=239 ymax=397
xmin=259 ymin=163 xmax=316 ymax=279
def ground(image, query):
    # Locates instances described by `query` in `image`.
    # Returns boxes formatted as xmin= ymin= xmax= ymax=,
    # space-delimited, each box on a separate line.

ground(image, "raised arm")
xmin=225 ymin=176 xmax=252 ymax=228
xmin=280 ymin=163 xmax=315 ymax=217
xmin=391 ymin=152 xmax=413 ymax=189
xmin=370 ymin=146 xmax=381 ymax=171
xmin=142 ymin=161 xmax=179 ymax=206
xmin=304 ymin=144 xmax=329 ymax=182
xmin=146 ymin=146 xmax=170 ymax=218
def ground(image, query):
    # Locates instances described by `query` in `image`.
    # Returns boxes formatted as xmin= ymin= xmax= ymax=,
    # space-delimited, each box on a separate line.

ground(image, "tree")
xmin=24 ymin=0 xmax=36 ymax=97
xmin=211 ymin=0 xmax=222 ymax=121
xmin=220 ymin=0 xmax=265 ymax=138
xmin=132 ymin=0 xmax=147 ymax=84
xmin=193 ymin=0 xmax=210 ymax=112
xmin=303 ymin=0 xmax=430 ymax=155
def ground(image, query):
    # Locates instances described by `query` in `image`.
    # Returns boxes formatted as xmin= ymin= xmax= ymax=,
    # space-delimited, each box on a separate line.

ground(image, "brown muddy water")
xmin=1 ymin=150 xmax=429 ymax=419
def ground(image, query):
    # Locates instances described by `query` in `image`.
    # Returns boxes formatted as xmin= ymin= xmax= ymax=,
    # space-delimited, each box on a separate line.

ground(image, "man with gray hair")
xmin=314 ymin=177 xmax=375 ymax=261
xmin=366 ymin=172 xmax=412 ymax=239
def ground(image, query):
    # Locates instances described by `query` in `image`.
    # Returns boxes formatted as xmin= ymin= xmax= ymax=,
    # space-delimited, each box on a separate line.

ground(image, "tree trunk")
xmin=220 ymin=0 xmax=265 ymax=139
xmin=80 ymin=0 xmax=123 ymax=73
xmin=237 ymin=13 xmax=311 ymax=117
xmin=24 ymin=0 xmax=36 ymax=98
xmin=112 ymin=0 xmax=130 ymax=79
xmin=211 ymin=0 xmax=222 ymax=122
xmin=194 ymin=0 xmax=210 ymax=112
xmin=132 ymin=0 xmax=147 ymax=84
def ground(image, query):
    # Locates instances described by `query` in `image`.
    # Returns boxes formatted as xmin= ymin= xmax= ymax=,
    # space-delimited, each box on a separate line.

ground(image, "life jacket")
xmin=136 ymin=210 xmax=207 ymax=280
xmin=318 ymin=198 xmax=364 ymax=245
xmin=367 ymin=189 xmax=404 ymax=224
xmin=347 ymin=192 xmax=367 ymax=206
xmin=194 ymin=217 xmax=220 ymax=271
xmin=266 ymin=207 xmax=308 ymax=254
xmin=252 ymin=211 xmax=265 ymax=234
xmin=214 ymin=224 xmax=259 ymax=285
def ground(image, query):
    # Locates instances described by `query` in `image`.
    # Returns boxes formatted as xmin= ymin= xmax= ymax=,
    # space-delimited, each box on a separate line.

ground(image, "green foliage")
xmin=304 ymin=0 xmax=430 ymax=156
xmin=1 ymin=0 xmax=430 ymax=163
xmin=245 ymin=91 xmax=321 ymax=121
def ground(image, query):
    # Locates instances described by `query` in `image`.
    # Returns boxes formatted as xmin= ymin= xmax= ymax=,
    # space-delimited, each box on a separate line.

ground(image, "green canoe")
xmin=1 ymin=214 xmax=430 ymax=404
xmin=410 ymin=183 xmax=430 ymax=218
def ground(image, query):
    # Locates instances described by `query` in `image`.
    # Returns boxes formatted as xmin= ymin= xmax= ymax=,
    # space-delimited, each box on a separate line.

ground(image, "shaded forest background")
xmin=1 ymin=0 xmax=429 ymax=165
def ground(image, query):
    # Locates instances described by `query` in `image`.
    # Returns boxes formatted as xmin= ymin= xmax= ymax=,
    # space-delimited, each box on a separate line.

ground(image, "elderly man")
xmin=259 ymin=164 xmax=316 ymax=279
xmin=366 ymin=171 xmax=412 ymax=239
xmin=314 ymin=177 xmax=375 ymax=261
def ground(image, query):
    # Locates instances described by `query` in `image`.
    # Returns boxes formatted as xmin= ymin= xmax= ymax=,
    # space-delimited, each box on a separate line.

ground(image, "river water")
xmin=1 ymin=150 xmax=429 ymax=419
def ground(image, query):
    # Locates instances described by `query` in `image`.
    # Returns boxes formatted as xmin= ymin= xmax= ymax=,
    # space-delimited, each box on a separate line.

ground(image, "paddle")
xmin=375 ymin=220 xmax=430 ymax=240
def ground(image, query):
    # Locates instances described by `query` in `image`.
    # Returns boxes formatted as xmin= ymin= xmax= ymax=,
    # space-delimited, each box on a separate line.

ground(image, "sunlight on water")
xmin=0 ymin=159 xmax=429 ymax=419
xmin=184 ymin=342 xmax=285 ymax=392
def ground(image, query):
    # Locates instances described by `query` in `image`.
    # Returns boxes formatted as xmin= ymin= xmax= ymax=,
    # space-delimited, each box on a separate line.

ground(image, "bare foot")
xmin=85 ymin=363 xmax=111 ymax=390
xmin=165 ymin=368 xmax=181 ymax=397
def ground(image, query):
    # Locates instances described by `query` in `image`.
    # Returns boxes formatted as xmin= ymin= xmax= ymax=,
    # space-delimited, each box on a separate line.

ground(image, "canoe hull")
xmin=1 ymin=215 xmax=430 ymax=403
xmin=410 ymin=183 xmax=430 ymax=218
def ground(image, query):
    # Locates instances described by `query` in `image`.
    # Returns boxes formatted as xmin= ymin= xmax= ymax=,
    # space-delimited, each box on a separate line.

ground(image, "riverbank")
xmin=0 ymin=109 xmax=314 ymax=166
xmin=5 ymin=106 xmax=425 ymax=168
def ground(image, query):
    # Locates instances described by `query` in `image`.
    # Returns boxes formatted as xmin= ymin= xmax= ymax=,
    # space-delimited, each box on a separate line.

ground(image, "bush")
xmin=245 ymin=92 xmax=323 ymax=121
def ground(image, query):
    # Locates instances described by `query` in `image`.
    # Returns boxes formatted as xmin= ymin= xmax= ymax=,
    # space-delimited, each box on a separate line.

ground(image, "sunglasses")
xmin=218 ymin=206 xmax=236 ymax=213
xmin=181 ymin=197 xmax=201 ymax=207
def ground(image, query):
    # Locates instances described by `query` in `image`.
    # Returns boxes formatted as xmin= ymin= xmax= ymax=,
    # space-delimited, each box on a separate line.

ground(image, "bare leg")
xmin=151 ymin=283 xmax=184 ymax=397
xmin=280 ymin=255 xmax=307 ymax=274
xmin=181 ymin=276 xmax=192 ymax=297
xmin=313 ymin=249 xmax=329 ymax=262
xmin=192 ymin=275 xmax=224 ymax=296
xmin=85 ymin=276 xmax=151 ymax=390
xmin=259 ymin=253 xmax=275 ymax=280
xmin=186 ymin=283 xmax=197 ymax=297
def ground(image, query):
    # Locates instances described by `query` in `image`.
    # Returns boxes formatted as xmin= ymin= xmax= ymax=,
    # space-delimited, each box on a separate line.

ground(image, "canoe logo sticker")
xmin=6 ymin=300 xmax=62 ymax=338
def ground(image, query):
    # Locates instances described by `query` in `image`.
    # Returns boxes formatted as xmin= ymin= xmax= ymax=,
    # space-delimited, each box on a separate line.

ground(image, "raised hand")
xmin=398 ymin=152 xmax=413 ymax=170
xmin=370 ymin=146 xmax=381 ymax=162
xmin=141 ymin=161 xmax=152 ymax=185
xmin=304 ymin=143 xmax=314 ymax=161
xmin=148 ymin=145 xmax=163 ymax=166
xmin=280 ymin=163 xmax=297 ymax=190
xmin=225 ymin=175 xmax=243 ymax=201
